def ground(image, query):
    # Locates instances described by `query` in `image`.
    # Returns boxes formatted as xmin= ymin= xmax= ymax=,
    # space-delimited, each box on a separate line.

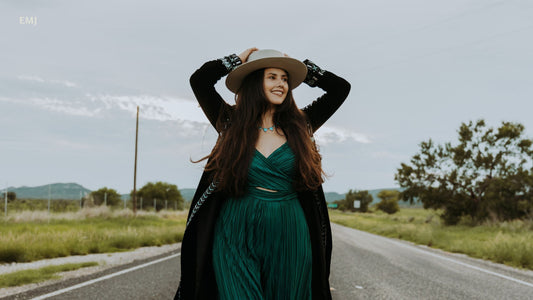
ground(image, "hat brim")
xmin=225 ymin=57 xmax=307 ymax=93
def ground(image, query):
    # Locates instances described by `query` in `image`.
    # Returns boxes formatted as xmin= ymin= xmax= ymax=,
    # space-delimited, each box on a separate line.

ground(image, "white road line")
xmin=31 ymin=253 xmax=181 ymax=300
xmin=347 ymin=226 xmax=533 ymax=288
xmin=384 ymin=238 xmax=533 ymax=288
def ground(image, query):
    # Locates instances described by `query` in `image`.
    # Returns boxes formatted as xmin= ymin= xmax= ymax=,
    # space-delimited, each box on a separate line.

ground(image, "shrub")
xmin=376 ymin=199 xmax=399 ymax=214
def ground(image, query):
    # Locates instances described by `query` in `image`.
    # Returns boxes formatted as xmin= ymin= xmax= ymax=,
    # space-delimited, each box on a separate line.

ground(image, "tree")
xmin=354 ymin=190 xmax=373 ymax=212
xmin=376 ymin=190 xmax=399 ymax=214
xmin=1 ymin=191 xmax=16 ymax=202
xmin=133 ymin=181 xmax=184 ymax=211
xmin=90 ymin=187 xmax=122 ymax=207
xmin=396 ymin=120 xmax=533 ymax=225
xmin=335 ymin=189 xmax=373 ymax=212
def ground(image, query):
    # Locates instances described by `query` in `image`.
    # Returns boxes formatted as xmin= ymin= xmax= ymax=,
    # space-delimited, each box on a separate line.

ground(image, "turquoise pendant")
xmin=259 ymin=125 xmax=276 ymax=132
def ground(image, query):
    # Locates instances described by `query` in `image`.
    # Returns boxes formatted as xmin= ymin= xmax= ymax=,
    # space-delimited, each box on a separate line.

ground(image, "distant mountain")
xmin=322 ymin=187 xmax=421 ymax=208
xmin=9 ymin=183 xmax=92 ymax=200
xmin=367 ymin=187 xmax=422 ymax=207
xmin=324 ymin=191 xmax=345 ymax=203
xmin=180 ymin=188 xmax=196 ymax=202
xmin=7 ymin=183 xmax=414 ymax=206
xmin=367 ymin=188 xmax=402 ymax=205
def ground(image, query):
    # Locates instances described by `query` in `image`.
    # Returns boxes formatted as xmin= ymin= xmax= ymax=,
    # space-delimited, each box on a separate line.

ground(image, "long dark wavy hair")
xmin=196 ymin=68 xmax=325 ymax=197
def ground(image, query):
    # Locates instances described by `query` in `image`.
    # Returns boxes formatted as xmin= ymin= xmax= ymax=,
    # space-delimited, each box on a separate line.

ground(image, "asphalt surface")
xmin=329 ymin=223 xmax=533 ymax=299
xmin=5 ymin=223 xmax=533 ymax=299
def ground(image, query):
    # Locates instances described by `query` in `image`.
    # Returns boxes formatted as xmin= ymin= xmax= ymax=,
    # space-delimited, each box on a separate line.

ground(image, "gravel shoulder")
xmin=0 ymin=243 xmax=181 ymax=298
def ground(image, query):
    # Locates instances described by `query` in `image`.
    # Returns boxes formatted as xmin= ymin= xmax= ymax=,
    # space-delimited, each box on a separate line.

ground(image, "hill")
xmin=9 ymin=183 xmax=92 ymax=200
xmin=324 ymin=191 xmax=345 ymax=203
xmin=7 ymin=183 xmax=419 ymax=207
xmin=180 ymin=188 xmax=196 ymax=202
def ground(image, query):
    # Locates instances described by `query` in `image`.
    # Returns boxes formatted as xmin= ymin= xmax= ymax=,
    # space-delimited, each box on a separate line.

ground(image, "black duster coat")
xmin=175 ymin=59 xmax=351 ymax=300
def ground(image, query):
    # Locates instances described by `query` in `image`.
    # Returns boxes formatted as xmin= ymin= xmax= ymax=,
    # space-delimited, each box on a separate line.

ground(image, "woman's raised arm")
xmin=301 ymin=60 xmax=351 ymax=132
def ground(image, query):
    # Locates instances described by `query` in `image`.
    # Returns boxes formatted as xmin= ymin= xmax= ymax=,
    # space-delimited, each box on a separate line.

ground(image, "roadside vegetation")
xmin=329 ymin=208 xmax=533 ymax=270
xmin=0 ymin=207 xmax=187 ymax=264
xmin=331 ymin=120 xmax=533 ymax=270
xmin=0 ymin=262 xmax=98 ymax=288
xmin=396 ymin=120 xmax=533 ymax=225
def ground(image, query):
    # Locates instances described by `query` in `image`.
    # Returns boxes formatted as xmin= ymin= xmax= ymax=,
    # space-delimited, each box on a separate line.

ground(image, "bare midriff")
xmin=255 ymin=186 xmax=278 ymax=193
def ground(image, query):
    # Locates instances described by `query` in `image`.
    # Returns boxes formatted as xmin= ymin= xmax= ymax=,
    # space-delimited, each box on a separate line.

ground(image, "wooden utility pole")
xmin=133 ymin=106 xmax=139 ymax=215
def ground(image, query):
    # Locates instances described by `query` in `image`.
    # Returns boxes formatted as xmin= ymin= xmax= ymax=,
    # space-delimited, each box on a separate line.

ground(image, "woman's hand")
xmin=238 ymin=47 xmax=258 ymax=63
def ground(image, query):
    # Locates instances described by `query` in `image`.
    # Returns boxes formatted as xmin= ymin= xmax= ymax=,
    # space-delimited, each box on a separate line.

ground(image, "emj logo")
xmin=19 ymin=16 xmax=37 ymax=25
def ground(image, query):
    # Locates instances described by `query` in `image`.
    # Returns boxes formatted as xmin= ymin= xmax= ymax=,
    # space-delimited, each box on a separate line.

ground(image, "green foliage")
xmin=335 ymin=189 xmax=373 ymax=212
xmin=396 ymin=120 xmax=533 ymax=225
xmin=133 ymin=181 xmax=184 ymax=211
xmin=0 ymin=262 xmax=98 ymax=288
xmin=1 ymin=191 xmax=17 ymax=201
xmin=376 ymin=190 xmax=400 ymax=214
xmin=90 ymin=187 xmax=122 ymax=207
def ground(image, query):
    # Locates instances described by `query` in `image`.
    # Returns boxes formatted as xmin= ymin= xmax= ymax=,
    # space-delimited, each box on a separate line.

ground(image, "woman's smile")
xmin=263 ymin=67 xmax=288 ymax=105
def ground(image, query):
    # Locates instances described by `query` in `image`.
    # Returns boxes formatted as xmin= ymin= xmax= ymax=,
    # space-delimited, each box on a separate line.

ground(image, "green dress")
xmin=212 ymin=142 xmax=312 ymax=300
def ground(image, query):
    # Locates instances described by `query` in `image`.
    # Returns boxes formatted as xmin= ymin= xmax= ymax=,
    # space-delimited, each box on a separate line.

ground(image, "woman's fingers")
xmin=238 ymin=47 xmax=258 ymax=63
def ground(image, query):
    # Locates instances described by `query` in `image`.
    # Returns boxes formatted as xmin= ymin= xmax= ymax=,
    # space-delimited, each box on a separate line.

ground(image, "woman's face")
xmin=263 ymin=68 xmax=288 ymax=105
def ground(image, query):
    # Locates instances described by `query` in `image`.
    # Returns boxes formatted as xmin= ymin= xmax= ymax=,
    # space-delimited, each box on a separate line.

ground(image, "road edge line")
xmin=31 ymin=253 xmax=181 ymax=299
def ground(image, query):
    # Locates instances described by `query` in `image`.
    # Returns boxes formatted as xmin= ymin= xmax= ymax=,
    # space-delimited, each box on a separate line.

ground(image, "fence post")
xmin=4 ymin=185 xmax=7 ymax=217
xmin=48 ymin=185 xmax=52 ymax=214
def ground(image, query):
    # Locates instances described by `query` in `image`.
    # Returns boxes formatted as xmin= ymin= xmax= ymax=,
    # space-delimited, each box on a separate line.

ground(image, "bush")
xmin=376 ymin=199 xmax=399 ymax=214
xmin=376 ymin=190 xmax=400 ymax=214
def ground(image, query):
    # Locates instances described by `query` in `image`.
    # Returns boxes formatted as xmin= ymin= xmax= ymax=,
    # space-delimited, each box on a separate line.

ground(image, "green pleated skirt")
xmin=212 ymin=187 xmax=312 ymax=300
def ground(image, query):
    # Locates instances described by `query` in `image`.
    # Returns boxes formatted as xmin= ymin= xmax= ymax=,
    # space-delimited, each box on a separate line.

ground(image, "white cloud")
xmin=17 ymin=75 xmax=78 ymax=88
xmin=17 ymin=75 xmax=45 ymax=83
xmin=314 ymin=125 xmax=371 ymax=145
xmin=1 ymin=97 xmax=100 ymax=117
xmin=2 ymin=91 xmax=370 ymax=145
xmin=90 ymin=94 xmax=206 ymax=123
xmin=50 ymin=79 xmax=77 ymax=88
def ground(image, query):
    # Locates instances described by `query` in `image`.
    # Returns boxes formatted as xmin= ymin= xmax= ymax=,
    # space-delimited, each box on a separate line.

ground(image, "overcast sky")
xmin=1 ymin=0 xmax=532 ymax=194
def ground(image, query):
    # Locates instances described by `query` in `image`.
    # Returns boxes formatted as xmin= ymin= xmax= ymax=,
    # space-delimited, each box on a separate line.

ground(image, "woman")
xmin=176 ymin=48 xmax=350 ymax=300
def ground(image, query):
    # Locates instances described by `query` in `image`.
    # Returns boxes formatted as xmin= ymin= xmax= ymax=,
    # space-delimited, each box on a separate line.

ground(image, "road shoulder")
xmin=0 ymin=243 xmax=181 ymax=299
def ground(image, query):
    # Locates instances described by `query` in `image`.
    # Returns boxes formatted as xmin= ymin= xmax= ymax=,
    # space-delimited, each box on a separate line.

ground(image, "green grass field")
xmin=0 ymin=262 xmax=98 ymax=288
xmin=0 ymin=207 xmax=187 ymax=263
xmin=329 ymin=208 xmax=533 ymax=270
xmin=2 ymin=205 xmax=531 ymax=272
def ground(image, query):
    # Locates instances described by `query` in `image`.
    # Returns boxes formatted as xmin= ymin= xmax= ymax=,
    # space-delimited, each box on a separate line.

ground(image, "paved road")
xmin=329 ymin=223 xmax=533 ymax=299
xmin=9 ymin=223 xmax=533 ymax=299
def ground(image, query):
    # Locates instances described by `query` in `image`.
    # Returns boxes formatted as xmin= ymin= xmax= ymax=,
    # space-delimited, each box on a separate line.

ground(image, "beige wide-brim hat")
xmin=225 ymin=49 xmax=308 ymax=93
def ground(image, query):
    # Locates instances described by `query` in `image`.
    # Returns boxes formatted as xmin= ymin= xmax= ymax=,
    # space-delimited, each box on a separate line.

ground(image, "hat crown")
xmin=225 ymin=49 xmax=307 ymax=93
xmin=247 ymin=49 xmax=284 ymax=62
